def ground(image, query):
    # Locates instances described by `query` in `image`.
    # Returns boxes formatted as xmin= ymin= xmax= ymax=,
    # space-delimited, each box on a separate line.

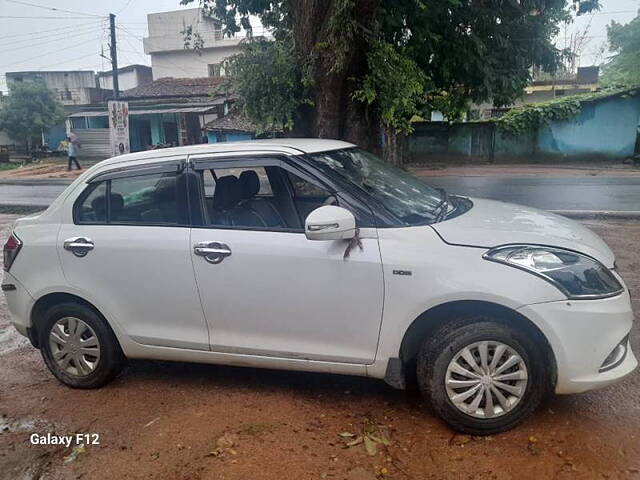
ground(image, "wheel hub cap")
xmin=445 ymin=340 xmax=528 ymax=419
xmin=48 ymin=317 xmax=101 ymax=377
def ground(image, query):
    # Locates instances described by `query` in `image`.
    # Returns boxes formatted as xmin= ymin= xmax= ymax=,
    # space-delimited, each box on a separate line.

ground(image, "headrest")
xmin=239 ymin=170 xmax=260 ymax=200
xmin=91 ymin=193 xmax=124 ymax=218
xmin=213 ymin=175 xmax=240 ymax=210
xmin=155 ymin=177 xmax=176 ymax=202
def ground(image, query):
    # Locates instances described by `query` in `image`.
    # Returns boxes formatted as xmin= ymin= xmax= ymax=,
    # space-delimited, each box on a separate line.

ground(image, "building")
xmin=4 ymin=70 xmax=115 ymax=153
xmin=471 ymin=66 xmax=600 ymax=120
xmin=143 ymin=8 xmax=248 ymax=80
xmin=5 ymin=70 xmax=109 ymax=106
xmin=205 ymin=109 xmax=280 ymax=143
xmin=96 ymin=64 xmax=153 ymax=91
xmin=68 ymin=76 xmax=229 ymax=155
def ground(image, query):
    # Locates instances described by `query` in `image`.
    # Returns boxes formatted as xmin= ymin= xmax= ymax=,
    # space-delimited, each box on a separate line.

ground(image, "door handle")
xmin=194 ymin=241 xmax=232 ymax=264
xmin=63 ymin=237 xmax=94 ymax=257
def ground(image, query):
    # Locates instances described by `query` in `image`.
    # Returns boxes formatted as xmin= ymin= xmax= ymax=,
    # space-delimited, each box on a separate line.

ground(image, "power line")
xmin=32 ymin=51 xmax=100 ymax=71
xmin=3 ymin=0 xmax=104 ymax=18
xmin=0 ymin=23 xmax=104 ymax=49
xmin=0 ymin=20 xmax=100 ymax=40
xmin=0 ymin=15 xmax=102 ymax=19
xmin=0 ymin=29 xmax=102 ymax=54
xmin=116 ymin=0 xmax=137 ymax=15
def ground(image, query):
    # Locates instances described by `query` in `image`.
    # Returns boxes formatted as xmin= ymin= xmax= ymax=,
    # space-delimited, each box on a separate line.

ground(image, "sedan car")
xmin=2 ymin=139 xmax=636 ymax=434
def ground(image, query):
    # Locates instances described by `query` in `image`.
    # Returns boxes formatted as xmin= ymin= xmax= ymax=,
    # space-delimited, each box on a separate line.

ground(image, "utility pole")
xmin=109 ymin=13 xmax=119 ymax=100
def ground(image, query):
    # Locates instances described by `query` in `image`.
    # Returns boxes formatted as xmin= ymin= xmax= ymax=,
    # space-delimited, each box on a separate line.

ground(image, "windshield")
xmin=309 ymin=148 xmax=446 ymax=225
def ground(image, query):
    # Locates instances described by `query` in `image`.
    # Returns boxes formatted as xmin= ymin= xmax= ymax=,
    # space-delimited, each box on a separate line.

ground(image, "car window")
xmin=75 ymin=171 xmax=183 ymax=225
xmin=76 ymin=181 xmax=108 ymax=223
xmin=110 ymin=172 xmax=178 ymax=224
xmin=199 ymin=165 xmax=330 ymax=230
xmin=287 ymin=171 xmax=329 ymax=198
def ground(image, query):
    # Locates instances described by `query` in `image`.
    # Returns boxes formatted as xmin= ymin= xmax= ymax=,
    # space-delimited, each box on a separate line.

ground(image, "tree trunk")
xmin=382 ymin=126 xmax=406 ymax=166
xmin=288 ymin=0 xmax=385 ymax=156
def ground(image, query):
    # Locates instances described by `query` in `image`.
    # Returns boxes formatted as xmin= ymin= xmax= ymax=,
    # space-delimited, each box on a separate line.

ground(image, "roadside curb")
xmin=551 ymin=210 xmax=640 ymax=220
xmin=0 ymin=178 xmax=73 ymax=186
xmin=0 ymin=205 xmax=46 ymax=214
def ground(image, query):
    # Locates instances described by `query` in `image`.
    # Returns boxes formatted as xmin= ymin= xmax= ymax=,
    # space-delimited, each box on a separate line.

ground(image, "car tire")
xmin=417 ymin=318 xmax=551 ymax=435
xmin=39 ymin=302 xmax=126 ymax=389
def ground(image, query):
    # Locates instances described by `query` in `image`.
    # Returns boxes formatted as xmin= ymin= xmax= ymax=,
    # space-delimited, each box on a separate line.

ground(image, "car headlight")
xmin=483 ymin=245 xmax=624 ymax=299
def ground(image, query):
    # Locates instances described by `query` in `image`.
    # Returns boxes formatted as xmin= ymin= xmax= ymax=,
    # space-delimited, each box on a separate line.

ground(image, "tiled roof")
xmin=121 ymin=76 xmax=225 ymax=99
xmin=204 ymin=109 xmax=259 ymax=133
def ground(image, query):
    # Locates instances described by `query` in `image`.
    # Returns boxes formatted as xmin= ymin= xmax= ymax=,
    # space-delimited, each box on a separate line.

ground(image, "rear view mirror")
xmin=305 ymin=206 xmax=356 ymax=241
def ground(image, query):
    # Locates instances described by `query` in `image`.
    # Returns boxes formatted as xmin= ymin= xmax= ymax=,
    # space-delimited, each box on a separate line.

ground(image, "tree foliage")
xmin=602 ymin=15 xmax=640 ymax=86
xmin=222 ymin=37 xmax=308 ymax=133
xmin=0 ymin=81 xmax=65 ymax=149
xmin=183 ymin=0 xmax=600 ymax=161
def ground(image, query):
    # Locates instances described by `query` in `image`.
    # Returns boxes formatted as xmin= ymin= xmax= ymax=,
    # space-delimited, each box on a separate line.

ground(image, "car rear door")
xmin=57 ymin=159 xmax=210 ymax=351
xmin=188 ymin=153 xmax=385 ymax=364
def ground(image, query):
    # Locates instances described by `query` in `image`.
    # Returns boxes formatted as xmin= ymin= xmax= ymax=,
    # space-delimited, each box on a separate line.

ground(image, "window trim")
xmin=87 ymin=161 xmax=184 ymax=184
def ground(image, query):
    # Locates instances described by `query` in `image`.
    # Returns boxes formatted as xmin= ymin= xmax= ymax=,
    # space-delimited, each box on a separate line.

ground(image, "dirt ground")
xmin=0 ymin=159 xmax=99 ymax=180
xmin=1 ymin=214 xmax=639 ymax=480
xmin=1 ymin=158 xmax=639 ymax=181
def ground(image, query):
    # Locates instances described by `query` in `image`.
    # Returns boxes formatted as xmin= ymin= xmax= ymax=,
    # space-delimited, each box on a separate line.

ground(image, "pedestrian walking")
xmin=67 ymin=133 xmax=82 ymax=171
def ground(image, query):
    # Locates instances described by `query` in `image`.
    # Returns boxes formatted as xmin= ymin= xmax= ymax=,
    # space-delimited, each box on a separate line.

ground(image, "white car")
xmin=2 ymin=139 xmax=636 ymax=434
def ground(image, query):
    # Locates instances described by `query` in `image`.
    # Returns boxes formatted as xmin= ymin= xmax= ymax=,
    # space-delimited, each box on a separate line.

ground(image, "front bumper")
xmin=518 ymin=288 xmax=637 ymax=394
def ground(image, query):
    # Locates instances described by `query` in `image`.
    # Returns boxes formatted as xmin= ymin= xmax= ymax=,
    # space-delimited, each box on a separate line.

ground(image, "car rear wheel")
xmin=417 ymin=319 xmax=550 ymax=435
xmin=39 ymin=302 xmax=125 ymax=389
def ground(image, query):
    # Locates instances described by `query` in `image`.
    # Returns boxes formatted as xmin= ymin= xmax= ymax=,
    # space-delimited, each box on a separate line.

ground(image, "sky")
xmin=0 ymin=0 xmax=638 ymax=94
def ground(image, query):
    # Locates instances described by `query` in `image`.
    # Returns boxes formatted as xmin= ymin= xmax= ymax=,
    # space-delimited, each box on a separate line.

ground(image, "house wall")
xmin=538 ymin=96 xmax=640 ymax=159
xmin=143 ymin=8 xmax=243 ymax=79
xmin=6 ymin=71 xmax=102 ymax=106
xmin=149 ymin=46 xmax=241 ymax=79
xmin=98 ymin=68 xmax=153 ymax=91
xmin=70 ymin=129 xmax=111 ymax=157
xmin=408 ymin=96 xmax=640 ymax=163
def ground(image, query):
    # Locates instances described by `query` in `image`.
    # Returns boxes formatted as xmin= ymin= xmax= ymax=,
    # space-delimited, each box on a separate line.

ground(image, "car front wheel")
xmin=39 ymin=302 xmax=125 ymax=389
xmin=417 ymin=319 xmax=550 ymax=435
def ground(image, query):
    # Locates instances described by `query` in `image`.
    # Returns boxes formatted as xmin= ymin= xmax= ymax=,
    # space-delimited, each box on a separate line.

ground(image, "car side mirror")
xmin=305 ymin=205 xmax=356 ymax=241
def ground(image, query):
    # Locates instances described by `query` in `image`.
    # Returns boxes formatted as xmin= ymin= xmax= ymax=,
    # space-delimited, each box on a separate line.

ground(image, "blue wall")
xmin=408 ymin=94 xmax=640 ymax=163
xmin=538 ymin=96 xmax=640 ymax=159
xmin=208 ymin=132 xmax=253 ymax=143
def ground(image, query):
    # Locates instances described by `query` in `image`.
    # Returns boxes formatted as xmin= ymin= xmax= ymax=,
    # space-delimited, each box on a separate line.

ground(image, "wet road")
xmin=428 ymin=175 xmax=640 ymax=211
xmin=1 ymin=175 xmax=639 ymax=211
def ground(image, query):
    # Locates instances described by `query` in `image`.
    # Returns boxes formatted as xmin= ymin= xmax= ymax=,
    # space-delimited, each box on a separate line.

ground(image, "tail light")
xmin=3 ymin=232 xmax=22 ymax=272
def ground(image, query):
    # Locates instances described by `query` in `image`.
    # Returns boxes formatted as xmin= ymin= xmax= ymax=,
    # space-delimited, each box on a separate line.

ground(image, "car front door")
xmin=188 ymin=154 xmax=384 ymax=364
xmin=58 ymin=159 xmax=210 ymax=351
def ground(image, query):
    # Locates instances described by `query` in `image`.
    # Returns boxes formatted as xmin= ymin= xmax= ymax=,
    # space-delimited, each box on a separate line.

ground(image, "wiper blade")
xmin=434 ymin=188 xmax=450 ymax=222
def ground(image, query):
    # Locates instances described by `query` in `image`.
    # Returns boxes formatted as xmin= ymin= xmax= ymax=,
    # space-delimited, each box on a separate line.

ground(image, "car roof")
xmin=99 ymin=138 xmax=355 ymax=168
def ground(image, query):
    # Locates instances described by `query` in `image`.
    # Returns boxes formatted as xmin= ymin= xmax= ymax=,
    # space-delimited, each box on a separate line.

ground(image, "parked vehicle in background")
xmin=2 ymin=139 xmax=636 ymax=434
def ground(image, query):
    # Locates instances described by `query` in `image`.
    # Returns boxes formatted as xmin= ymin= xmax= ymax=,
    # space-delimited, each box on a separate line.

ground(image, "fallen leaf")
xmin=364 ymin=436 xmax=377 ymax=456
xmin=63 ymin=445 xmax=86 ymax=464
xmin=345 ymin=437 xmax=363 ymax=448
xmin=338 ymin=432 xmax=355 ymax=438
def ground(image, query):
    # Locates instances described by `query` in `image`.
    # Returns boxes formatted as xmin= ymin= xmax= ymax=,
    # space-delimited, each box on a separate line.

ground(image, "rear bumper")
xmin=2 ymin=271 xmax=34 ymax=339
xmin=518 ymin=289 xmax=637 ymax=394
